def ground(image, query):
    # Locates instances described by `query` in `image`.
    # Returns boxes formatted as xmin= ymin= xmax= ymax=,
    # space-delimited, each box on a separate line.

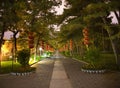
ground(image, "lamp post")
xmin=11 ymin=35 xmax=14 ymax=71
xmin=39 ymin=47 xmax=42 ymax=56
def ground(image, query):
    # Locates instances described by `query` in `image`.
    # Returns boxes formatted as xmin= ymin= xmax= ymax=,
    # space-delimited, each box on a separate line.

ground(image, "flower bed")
xmin=81 ymin=68 xmax=106 ymax=74
xmin=10 ymin=67 xmax=36 ymax=76
xmin=10 ymin=71 xmax=35 ymax=76
xmin=81 ymin=64 xmax=106 ymax=74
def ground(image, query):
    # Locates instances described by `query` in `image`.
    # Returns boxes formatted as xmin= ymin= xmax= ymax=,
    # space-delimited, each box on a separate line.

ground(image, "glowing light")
xmin=39 ymin=47 xmax=43 ymax=51
xmin=1 ymin=41 xmax=12 ymax=58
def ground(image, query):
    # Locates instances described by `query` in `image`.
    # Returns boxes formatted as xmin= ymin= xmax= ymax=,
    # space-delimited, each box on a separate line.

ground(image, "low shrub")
xmin=13 ymin=67 xmax=36 ymax=73
xmin=84 ymin=47 xmax=101 ymax=64
xmin=17 ymin=49 xmax=30 ymax=67
xmin=82 ymin=64 xmax=105 ymax=70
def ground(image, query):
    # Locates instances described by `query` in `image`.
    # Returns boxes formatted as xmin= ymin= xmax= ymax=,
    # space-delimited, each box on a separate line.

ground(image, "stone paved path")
xmin=61 ymin=58 xmax=120 ymax=88
xmin=0 ymin=57 xmax=120 ymax=88
xmin=0 ymin=59 xmax=54 ymax=88
xmin=49 ymin=59 xmax=72 ymax=88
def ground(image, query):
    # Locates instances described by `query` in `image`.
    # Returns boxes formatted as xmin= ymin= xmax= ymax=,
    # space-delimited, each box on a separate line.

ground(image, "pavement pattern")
xmin=0 ymin=57 xmax=120 ymax=88
xmin=0 ymin=59 xmax=54 ymax=88
xmin=61 ymin=58 xmax=120 ymax=88
xmin=49 ymin=59 xmax=72 ymax=88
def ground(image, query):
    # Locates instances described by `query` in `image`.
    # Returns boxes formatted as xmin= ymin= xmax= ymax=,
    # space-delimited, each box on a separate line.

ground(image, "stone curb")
xmin=81 ymin=68 xmax=106 ymax=74
xmin=10 ymin=71 xmax=35 ymax=76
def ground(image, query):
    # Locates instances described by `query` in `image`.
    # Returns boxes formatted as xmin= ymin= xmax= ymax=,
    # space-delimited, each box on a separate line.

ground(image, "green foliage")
xmin=0 ymin=61 xmax=21 ymax=74
xmin=13 ymin=67 xmax=36 ymax=73
xmin=17 ymin=49 xmax=30 ymax=67
xmin=62 ymin=51 xmax=70 ymax=56
xmin=84 ymin=47 xmax=101 ymax=64
xmin=82 ymin=47 xmax=105 ymax=70
xmin=101 ymin=53 xmax=119 ymax=70
xmin=82 ymin=64 xmax=105 ymax=70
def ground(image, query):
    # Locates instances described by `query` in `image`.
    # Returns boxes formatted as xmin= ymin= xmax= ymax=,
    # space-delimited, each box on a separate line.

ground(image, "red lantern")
xmin=29 ymin=44 xmax=34 ymax=48
xmin=28 ymin=32 xmax=34 ymax=48
xmin=41 ymin=41 xmax=44 ymax=49
xmin=82 ymin=29 xmax=88 ymax=33
xmin=83 ymin=32 xmax=89 ymax=37
xmin=84 ymin=41 xmax=89 ymax=45
xmin=70 ymin=40 xmax=72 ymax=50
xmin=28 ymin=35 xmax=34 ymax=39
xmin=82 ymin=28 xmax=90 ymax=45
xmin=84 ymin=37 xmax=89 ymax=41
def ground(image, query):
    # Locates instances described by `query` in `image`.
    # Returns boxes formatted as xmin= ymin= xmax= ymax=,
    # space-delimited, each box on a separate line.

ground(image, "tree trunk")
xmin=69 ymin=40 xmax=72 ymax=56
xmin=34 ymin=34 xmax=40 ymax=61
xmin=13 ymin=31 xmax=19 ymax=62
xmin=106 ymin=27 xmax=120 ymax=66
xmin=102 ymin=17 xmax=120 ymax=66
xmin=73 ymin=40 xmax=79 ymax=55
xmin=0 ymin=24 xmax=5 ymax=71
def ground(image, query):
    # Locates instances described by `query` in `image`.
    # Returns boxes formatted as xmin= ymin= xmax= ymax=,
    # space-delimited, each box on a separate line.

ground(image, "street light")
xmin=39 ymin=47 xmax=43 ymax=56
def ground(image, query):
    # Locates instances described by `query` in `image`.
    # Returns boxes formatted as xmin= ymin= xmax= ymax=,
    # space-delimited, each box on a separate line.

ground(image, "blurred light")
xmin=39 ymin=47 xmax=43 ymax=51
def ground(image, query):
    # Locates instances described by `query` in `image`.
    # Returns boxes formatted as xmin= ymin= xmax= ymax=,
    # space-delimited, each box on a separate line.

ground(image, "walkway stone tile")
xmin=0 ymin=59 xmax=54 ymax=88
xmin=1 ymin=57 xmax=120 ymax=88
xmin=52 ymin=71 xmax=68 ymax=79
xmin=61 ymin=58 xmax=120 ymax=88
xmin=50 ymin=79 xmax=72 ymax=88
xmin=49 ymin=59 xmax=72 ymax=88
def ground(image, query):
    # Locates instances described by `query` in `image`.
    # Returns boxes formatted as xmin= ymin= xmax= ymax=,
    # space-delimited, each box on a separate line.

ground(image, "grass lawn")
xmin=0 ymin=55 xmax=42 ymax=74
xmin=100 ymin=53 xmax=118 ymax=70
xmin=0 ymin=61 xmax=21 ymax=74
xmin=72 ymin=53 xmax=119 ymax=70
xmin=0 ymin=59 xmax=37 ymax=74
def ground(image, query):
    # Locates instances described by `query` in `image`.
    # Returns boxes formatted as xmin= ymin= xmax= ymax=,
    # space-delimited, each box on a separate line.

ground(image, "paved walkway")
xmin=49 ymin=59 xmax=72 ymax=88
xmin=0 ymin=59 xmax=54 ymax=88
xmin=61 ymin=58 xmax=120 ymax=88
xmin=0 ymin=57 xmax=120 ymax=88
